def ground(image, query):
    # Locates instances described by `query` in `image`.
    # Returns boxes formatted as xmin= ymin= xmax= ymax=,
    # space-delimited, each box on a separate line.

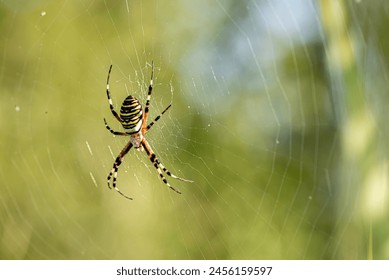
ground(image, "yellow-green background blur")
xmin=1 ymin=0 xmax=389 ymax=259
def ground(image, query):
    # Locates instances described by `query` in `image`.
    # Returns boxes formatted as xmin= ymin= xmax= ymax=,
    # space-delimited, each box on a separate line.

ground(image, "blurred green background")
xmin=1 ymin=0 xmax=389 ymax=259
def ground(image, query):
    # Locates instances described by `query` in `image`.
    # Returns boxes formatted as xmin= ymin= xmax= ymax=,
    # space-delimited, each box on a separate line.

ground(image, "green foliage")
xmin=1 ymin=0 xmax=388 ymax=260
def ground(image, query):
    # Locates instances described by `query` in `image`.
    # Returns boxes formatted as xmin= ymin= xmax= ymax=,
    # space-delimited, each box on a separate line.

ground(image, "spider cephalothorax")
xmin=103 ymin=62 xmax=192 ymax=200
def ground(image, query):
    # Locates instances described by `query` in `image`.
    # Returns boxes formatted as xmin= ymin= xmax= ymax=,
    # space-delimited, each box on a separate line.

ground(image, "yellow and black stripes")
xmin=119 ymin=96 xmax=143 ymax=133
xmin=104 ymin=62 xmax=192 ymax=200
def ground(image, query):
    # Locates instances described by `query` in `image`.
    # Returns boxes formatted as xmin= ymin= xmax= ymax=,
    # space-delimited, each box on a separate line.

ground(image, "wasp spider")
xmin=104 ymin=62 xmax=192 ymax=200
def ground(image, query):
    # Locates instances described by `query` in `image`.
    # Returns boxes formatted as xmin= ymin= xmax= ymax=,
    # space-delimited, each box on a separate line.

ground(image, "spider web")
xmin=1 ymin=0 xmax=389 ymax=260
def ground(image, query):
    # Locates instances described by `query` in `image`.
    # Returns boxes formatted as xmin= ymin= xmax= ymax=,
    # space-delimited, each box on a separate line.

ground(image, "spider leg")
xmin=154 ymin=158 xmax=193 ymax=183
xmin=143 ymin=61 xmax=154 ymax=125
xmin=143 ymin=138 xmax=193 ymax=182
xmin=104 ymin=118 xmax=130 ymax=136
xmin=107 ymin=142 xmax=133 ymax=200
xmin=106 ymin=65 xmax=122 ymax=122
xmin=141 ymin=139 xmax=192 ymax=195
xmin=143 ymin=104 xmax=171 ymax=134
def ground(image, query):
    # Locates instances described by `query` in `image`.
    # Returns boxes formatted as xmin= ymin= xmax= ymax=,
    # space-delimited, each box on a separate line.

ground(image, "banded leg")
xmin=143 ymin=138 xmax=193 ymax=182
xmin=154 ymin=157 xmax=193 ymax=182
xmin=141 ymin=139 xmax=192 ymax=194
xmin=107 ymin=142 xmax=133 ymax=200
xmin=143 ymin=104 xmax=172 ymax=133
xmin=104 ymin=118 xmax=130 ymax=136
xmin=143 ymin=61 xmax=154 ymax=124
xmin=106 ymin=65 xmax=122 ymax=122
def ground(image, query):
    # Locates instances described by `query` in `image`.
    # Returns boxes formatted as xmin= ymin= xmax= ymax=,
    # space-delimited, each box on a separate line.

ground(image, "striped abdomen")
xmin=120 ymin=96 xmax=143 ymax=133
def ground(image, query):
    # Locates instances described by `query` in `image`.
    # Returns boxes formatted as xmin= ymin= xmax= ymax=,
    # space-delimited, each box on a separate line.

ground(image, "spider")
xmin=103 ymin=62 xmax=193 ymax=200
